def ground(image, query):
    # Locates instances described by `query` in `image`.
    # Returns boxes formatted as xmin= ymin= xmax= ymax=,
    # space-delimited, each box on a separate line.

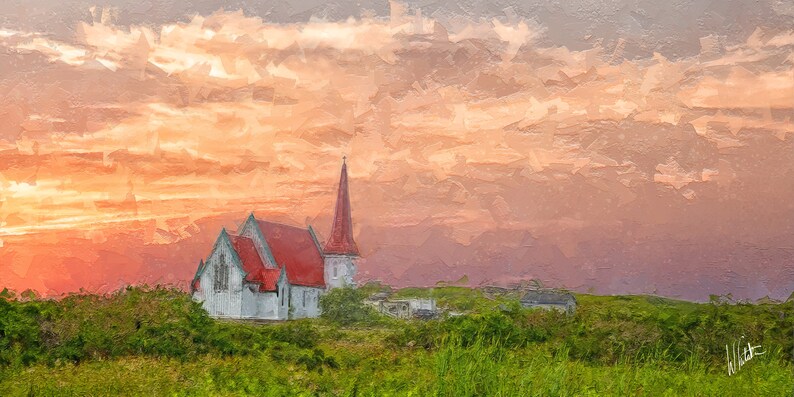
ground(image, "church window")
xmin=303 ymin=290 xmax=308 ymax=307
xmin=214 ymin=253 xmax=229 ymax=292
xmin=281 ymin=287 xmax=285 ymax=306
xmin=333 ymin=266 xmax=337 ymax=278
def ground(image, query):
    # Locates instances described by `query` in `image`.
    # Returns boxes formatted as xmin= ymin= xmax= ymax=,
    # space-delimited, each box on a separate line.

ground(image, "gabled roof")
xmin=240 ymin=213 xmax=278 ymax=268
xmin=190 ymin=229 xmax=282 ymax=292
xmin=193 ymin=229 xmax=247 ymax=290
xmin=194 ymin=219 xmax=326 ymax=293
xmin=256 ymin=220 xmax=325 ymax=288
xmin=229 ymin=234 xmax=265 ymax=283
xmin=259 ymin=267 xmax=283 ymax=291
xmin=228 ymin=234 xmax=288 ymax=292
xmin=324 ymin=160 xmax=360 ymax=256
xmin=243 ymin=266 xmax=282 ymax=292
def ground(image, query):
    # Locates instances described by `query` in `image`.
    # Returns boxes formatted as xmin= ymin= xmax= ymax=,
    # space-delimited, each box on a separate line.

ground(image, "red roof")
xmin=257 ymin=220 xmax=326 ymax=288
xmin=258 ymin=267 xmax=282 ymax=291
xmin=229 ymin=235 xmax=280 ymax=292
xmin=324 ymin=160 xmax=360 ymax=256
xmin=242 ymin=266 xmax=281 ymax=292
xmin=229 ymin=235 xmax=265 ymax=276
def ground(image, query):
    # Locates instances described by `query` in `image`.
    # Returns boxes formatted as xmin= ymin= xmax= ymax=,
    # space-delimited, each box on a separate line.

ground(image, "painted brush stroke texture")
xmin=0 ymin=2 xmax=792 ymax=301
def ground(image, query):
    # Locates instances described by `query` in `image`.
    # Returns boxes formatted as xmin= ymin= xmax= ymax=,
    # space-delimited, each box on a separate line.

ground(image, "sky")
xmin=0 ymin=1 xmax=792 ymax=301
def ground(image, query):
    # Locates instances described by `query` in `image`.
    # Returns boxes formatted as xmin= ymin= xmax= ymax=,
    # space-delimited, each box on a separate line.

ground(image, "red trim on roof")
xmin=257 ymin=220 xmax=326 ymax=288
xmin=191 ymin=260 xmax=205 ymax=293
xmin=191 ymin=278 xmax=200 ymax=292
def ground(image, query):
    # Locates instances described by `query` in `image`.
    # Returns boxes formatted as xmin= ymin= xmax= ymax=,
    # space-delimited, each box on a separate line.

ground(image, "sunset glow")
xmin=1 ymin=4 xmax=792 ymax=300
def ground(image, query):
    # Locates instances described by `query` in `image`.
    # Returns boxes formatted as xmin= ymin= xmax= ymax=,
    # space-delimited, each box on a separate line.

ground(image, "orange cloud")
xmin=0 ymin=6 xmax=792 ymax=300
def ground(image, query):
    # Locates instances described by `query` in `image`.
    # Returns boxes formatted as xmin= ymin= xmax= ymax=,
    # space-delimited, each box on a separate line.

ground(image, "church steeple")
xmin=324 ymin=157 xmax=360 ymax=256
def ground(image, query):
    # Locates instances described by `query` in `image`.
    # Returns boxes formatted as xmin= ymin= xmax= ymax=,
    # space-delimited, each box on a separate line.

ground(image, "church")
xmin=190 ymin=160 xmax=359 ymax=319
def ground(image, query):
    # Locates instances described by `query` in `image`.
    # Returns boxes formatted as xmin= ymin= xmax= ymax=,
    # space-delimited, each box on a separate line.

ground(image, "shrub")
xmin=319 ymin=287 xmax=378 ymax=326
xmin=386 ymin=320 xmax=444 ymax=349
xmin=0 ymin=285 xmax=326 ymax=367
xmin=297 ymin=348 xmax=339 ymax=373
xmin=267 ymin=321 xmax=319 ymax=349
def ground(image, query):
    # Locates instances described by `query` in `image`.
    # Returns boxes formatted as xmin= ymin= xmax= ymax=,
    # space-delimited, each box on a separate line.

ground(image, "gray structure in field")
xmin=366 ymin=293 xmax=438 ymax=319
xmin=520 ymin=290 xmax=577 ymax=314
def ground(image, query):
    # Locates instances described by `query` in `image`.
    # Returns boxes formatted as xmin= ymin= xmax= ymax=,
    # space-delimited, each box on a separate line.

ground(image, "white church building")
xmin=190 ymin=160 xmax=360 ymax=319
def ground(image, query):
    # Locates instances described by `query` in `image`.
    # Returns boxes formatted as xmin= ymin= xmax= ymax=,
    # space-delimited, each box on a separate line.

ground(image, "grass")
xmin=0 ymin=286 xmax=792 ymax=396
xmin=391 ymin=286 xmax=504 ymax=312
xmin=4 ymin=337 xmax=791 ymax=396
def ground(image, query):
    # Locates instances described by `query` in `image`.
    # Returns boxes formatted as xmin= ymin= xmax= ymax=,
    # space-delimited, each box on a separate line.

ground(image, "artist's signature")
xmin=726 ymin=336 xmax=764 ymax=376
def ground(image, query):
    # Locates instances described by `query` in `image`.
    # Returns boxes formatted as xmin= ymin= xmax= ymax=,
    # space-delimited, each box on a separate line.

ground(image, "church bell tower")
xmin=323 ymin=157 xmax=359 ymax=289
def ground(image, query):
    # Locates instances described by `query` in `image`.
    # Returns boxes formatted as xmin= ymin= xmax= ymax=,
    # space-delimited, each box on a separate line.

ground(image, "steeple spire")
xmin=324 ymin=158 xmax=359 ymax=256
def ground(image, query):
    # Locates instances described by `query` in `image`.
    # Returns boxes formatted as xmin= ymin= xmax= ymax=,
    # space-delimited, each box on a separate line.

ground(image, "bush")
xmin=0 ymin=290 xmax=58 ymax=366
xmin=267 ymin=321 xmax=319 ymax=349
xmin=0 ymin=286 xmax=326 ymax=367
xmin=386 ymin=307 xmax=559 ymax=351
xmin=319 ymin=287 xmax=378 ymax=326
xmin=386 ymin=320 xmax=443 ymax=349
xmin=1 ymin=285 xmax=791 ymax=376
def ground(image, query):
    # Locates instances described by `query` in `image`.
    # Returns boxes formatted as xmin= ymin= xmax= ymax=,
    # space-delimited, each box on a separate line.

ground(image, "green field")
xmin=0 ymin=286 xmax=792 ymax=396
